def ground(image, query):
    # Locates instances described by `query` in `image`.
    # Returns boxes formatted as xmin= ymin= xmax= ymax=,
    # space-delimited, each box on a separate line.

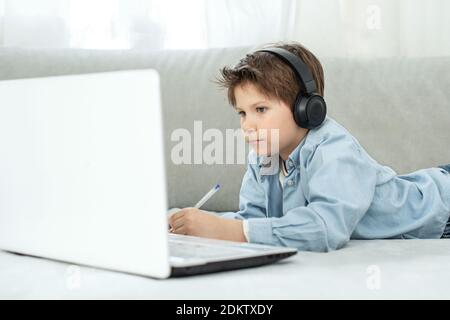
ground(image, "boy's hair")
xmin=215 ymin=42 xmax=324 ymax=109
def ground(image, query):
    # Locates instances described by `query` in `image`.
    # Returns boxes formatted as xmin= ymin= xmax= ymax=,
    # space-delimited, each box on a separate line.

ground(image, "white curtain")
xmin=0 ymin=0 xmax=449 ymax=57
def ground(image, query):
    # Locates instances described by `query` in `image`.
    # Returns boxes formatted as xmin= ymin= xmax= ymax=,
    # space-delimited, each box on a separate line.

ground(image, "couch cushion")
xmin=1 ymin=48 xmax=449 ymax=211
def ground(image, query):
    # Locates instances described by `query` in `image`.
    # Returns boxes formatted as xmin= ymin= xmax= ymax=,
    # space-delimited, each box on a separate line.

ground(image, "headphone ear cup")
xmin=293 ymin=94 xmax=308 ymax=128
xmin=305 ymin=95 xmax=327 ymax=128
xmin=293 ymin=94 xmax=327 ymax=129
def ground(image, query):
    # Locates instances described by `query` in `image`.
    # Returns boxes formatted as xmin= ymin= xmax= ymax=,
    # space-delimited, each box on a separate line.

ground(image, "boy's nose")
xmin=241 ymin=117 xmax=257 ymax=133
xmin=243 ymin=128 xmax=256 ymax=134
xmin=243 ymin=128 xmax=258 ymax=141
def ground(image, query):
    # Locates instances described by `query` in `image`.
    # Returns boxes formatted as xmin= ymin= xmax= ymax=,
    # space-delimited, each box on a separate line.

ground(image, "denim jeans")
xmin=442 ymin=219 xmax=450 ymax=239
xmin=438 ymin=164 xmax=450 ymax=238
xmin=438 ymin=164 xmax=450 ymax=174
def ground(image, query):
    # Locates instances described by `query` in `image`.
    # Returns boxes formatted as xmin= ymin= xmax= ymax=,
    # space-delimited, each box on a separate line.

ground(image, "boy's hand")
xmin=168 ymin=207 xmax=247 ymax=242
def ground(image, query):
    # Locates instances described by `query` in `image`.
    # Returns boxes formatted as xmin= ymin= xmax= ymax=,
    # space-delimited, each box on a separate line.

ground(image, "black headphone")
xmin=257 ymin=48 xmax=327 ymax=129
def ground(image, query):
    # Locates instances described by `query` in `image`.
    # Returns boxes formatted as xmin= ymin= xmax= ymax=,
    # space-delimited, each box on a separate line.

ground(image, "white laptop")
xmin=0 ymin=70 xmax=297 ymax=279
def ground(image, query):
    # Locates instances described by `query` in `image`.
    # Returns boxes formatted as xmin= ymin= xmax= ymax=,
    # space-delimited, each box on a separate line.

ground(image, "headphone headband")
xmin=257 ymin=48 xmax=317 ymax=95
xmin=256 ymin=47 xmax=327 ymax=129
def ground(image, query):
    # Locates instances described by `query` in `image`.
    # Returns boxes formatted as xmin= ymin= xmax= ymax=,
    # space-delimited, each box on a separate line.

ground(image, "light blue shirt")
xmin=221 ymin=117 xmax=450 ymax=252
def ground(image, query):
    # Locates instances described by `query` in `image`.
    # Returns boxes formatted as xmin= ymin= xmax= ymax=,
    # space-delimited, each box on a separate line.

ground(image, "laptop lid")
xmin=0 ymin=70 xmax=171 ymax=279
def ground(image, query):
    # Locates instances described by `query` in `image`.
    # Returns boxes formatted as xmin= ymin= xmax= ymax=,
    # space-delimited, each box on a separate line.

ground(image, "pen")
xmin=194 ymin=183 xmax=221 ymax=209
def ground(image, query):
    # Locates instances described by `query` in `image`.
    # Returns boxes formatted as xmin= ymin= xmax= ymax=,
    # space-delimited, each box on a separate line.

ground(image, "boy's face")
xmin=234 ymin=82 xmax=309 ymax=160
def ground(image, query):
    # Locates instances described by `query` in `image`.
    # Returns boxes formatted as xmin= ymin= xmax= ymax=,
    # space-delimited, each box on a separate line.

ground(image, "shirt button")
xmin=288 ymin=160 xmax=294 ymax=168
xmin=287 ymin=180 xmax=294 ymax=187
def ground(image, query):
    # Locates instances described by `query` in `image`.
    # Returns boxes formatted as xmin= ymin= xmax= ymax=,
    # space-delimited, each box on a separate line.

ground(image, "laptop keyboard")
xmin=170 ymin=241 xmax=248 ymax=259
xmin=168 ymin=234 xmax=274 ymax=260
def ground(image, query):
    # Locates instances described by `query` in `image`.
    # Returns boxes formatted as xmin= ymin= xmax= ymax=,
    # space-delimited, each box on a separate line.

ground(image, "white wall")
xmin=0 ymin=0 xmax=449 ymax=57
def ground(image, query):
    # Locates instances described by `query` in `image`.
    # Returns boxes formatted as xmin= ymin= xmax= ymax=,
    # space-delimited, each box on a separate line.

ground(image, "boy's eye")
xmin=256 ymin=107 xmax=267 ymax=113
xmin=238 ymin=111 xmax=246 ymax=117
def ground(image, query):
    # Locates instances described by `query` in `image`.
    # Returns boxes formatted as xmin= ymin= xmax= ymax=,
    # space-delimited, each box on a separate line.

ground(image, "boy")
xmin=168 ymin=42 xmax=450 ymax=252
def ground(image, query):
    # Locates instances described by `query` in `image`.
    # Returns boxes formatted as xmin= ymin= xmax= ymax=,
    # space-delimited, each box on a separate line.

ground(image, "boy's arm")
xmin=245 ymin=138 xmax=378 ymax=251
xmin=217 ymin=161 xmax=267 ymax=242
xmin=219 ymin=162 xmax=267 ymax=221
xmin=169 ymin=162 xmax=266 ymax=242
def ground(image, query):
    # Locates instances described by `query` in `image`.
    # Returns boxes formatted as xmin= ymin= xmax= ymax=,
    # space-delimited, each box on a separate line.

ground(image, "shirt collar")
xmin=257 ymin=131 xmax=309 ymax=176
xmin=285 ymin=131 xmax=309 ymax=171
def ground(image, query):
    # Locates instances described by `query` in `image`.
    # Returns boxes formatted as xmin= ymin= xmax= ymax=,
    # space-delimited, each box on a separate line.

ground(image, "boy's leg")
xmin=438 ymin=164 xmax=450 ymax=174
xmin=442 ymin=219 xmax=450 ymax=239
xmin=438 ymin=164 xmax=450 ymax=238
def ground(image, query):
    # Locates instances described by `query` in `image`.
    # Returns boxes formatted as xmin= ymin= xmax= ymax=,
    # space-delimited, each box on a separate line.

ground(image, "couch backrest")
xmin=1 ymin=47 xmax=449 ymax=211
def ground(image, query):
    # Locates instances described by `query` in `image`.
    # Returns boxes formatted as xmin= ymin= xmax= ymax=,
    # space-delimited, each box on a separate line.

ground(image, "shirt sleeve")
xmin=246 ymin=137 xmax=378 ymax=251
xmin=242 ymin=220 xmax=250 ymax=242
xmin=219 ymin=160 xmax=267 ymax=221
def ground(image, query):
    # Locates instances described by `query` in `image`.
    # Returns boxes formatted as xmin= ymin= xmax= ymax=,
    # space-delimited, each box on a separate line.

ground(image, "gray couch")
xmin=1 ymin=47 xmax=450 ymax=212
xmin=1 ymin=47 xmax=449 ymax=299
